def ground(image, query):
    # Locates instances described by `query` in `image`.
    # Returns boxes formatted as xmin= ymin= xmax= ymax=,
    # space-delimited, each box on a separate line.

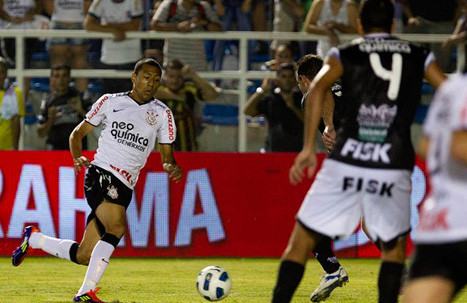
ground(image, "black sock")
xmin=378 ymin=261 xmax=404 ymax=303
xmin=374 ymin=239 xmax=382 ymax=252
xmin=272 ymin=260 xmax=305 ymax=303
xmin=69 ymin=242 xmax=79 ymax=264
xmin=313 ymin=238 xmax=341 ymax=274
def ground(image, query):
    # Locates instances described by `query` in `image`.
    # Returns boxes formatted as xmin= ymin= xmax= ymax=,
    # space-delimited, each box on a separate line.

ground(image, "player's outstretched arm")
xmin=69 ymin=120 xmax=94 ymax=175
xmin=159 ymin=143 xmax=183 ymax=182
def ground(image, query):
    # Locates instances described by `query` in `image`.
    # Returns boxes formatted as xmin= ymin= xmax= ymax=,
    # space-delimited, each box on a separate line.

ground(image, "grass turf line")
xmin=1 ymin=257 xmax=467 ymax=303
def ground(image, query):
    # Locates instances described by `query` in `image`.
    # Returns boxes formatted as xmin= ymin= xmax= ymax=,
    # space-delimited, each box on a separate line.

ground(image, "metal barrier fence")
xmin=0 ymin=29 xmax=461 ymax=151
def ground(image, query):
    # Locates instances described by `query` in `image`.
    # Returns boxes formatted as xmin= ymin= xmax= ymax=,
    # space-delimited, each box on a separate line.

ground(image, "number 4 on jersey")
xmin=369 ymin=53 xmax=403 ymax=101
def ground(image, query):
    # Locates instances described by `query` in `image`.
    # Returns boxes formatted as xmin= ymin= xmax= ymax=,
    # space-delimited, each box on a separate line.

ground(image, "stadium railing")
xmin=0 ymin=30 xmax=459 ymax=151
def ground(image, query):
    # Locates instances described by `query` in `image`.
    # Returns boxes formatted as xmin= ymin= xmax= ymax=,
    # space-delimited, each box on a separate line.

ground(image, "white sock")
xmin=29 ymin=232 xmax=76 ymax=261
xmin=77 ymin=240 xmax=115 ymax=296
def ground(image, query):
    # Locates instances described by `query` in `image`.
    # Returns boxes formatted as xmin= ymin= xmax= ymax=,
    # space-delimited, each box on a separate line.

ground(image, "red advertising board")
xmin=0 ymin=152 xmax=428 ymax=258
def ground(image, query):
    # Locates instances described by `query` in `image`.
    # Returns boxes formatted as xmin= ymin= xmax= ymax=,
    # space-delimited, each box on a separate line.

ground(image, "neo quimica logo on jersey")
xmin=111 ymin=121 xmax=149 ymax=152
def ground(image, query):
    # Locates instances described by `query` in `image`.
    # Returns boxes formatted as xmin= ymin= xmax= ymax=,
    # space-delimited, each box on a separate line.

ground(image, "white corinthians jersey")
xmin=85 ymin=93 xmax=176 ymax=189
xmin=414 ymin=74 xmax=467 ymax=244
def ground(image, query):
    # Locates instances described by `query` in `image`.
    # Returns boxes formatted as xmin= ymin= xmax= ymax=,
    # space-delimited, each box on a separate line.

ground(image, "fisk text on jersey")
xmin=341 ymin=138 xmax=391 ymax=163
xmin=343 ymin=177 xmax=394 ymax=197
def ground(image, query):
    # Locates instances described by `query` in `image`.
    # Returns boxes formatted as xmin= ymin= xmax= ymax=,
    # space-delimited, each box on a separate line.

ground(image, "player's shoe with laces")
xmin=73 ymin=287 xmax=104 ymax=302
xmin=310 ymin=266 xmax=349 ymax=302
xmin=11 ymin=225 xmax=39 ymax=266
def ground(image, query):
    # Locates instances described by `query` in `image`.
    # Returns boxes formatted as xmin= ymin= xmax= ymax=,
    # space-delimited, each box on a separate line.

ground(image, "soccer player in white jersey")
xmin=272 ymin=0 xmax=446 ymax=302
xmin=11 ymin=58 xmax=182 ymax=303
xmin=403 ymin=75 xmax=467 ymax=303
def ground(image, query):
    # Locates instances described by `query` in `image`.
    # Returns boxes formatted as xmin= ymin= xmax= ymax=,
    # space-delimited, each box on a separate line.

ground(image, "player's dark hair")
xmin=295 ymin=54 xmax=323 ymax=80
xmin=164 ymin=58 xmax=184 ymax=71
xmin=277 ymin=63 xmax=295 ymax=75
xmin=134 ymin=58 xmax=162 ymax=75
xmin=51 ymin=63 xmax=71 ymax=75
xmin=360 ymin=0 xmax=394 ymax=34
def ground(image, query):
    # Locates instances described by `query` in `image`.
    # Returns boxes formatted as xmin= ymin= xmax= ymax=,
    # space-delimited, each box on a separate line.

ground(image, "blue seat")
xmin=24 ymin=103 xmax=37 ymax=125
xmin=31 ymin=52 xmax=49 ymax=62
xmin=30 ymin=78 xmax=49 ymax=92
xmin=87 ymin=51 xmax=100 ymax=63
xmin=204 ymin=40 xmax=215 ymax=62
xmin=202 ymin=104 xmax=238 ymax=126
xmin=421 ymin=82 xmax=435 ymax=95
xmin=414 ymin=104 xmax=429 ymax=124
xmin=251 ymin=54 xmax=270 ymax=63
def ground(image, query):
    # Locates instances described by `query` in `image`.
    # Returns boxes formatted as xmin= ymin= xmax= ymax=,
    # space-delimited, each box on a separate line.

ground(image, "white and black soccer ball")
xmin=196 ymin=266 xmax=232 ymax=301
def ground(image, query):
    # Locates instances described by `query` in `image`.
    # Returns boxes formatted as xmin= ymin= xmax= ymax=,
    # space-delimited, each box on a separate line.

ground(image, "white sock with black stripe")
xmin=29 ymin=232 xmax=76 ymax=261
xmin=76 ymin=234 xmax=119 ymax=296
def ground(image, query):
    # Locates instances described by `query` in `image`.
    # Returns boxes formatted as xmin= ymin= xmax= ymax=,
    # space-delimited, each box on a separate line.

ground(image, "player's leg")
xmin=272 ymin=221 xmax=320 ymax=303
xmin=12 ymin=225 xmax=80 ymax=266
xmin=313 ymin=238 xmax=342 ymax=275
xmin=360 ymin=167 xmax=411 ymax=303
xmin=403 ymin=241 xmax=467 ymax=303
xmin=378 ymin=236 xmax=406 ymax=303
xmin=274 ymin=159 xmax=362 ymax=302
xmin=75 ymin=200 xmax=127 ymax=297
xmin=310 ymin=237 xmax=349 ymax=302
xmin=403 ymin=277 xmax=455 ymax=303
xmin=75 ymin=217 xmax=103 ymax=265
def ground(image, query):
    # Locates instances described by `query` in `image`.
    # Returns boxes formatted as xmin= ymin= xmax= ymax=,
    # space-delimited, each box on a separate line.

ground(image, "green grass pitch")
xmin=1 ymin=257 xmax=466 ymax=302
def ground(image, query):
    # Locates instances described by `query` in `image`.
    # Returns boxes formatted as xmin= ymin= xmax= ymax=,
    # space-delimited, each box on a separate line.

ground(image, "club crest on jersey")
xmin=146 ymin=110 xmax=158 ymax=125
xmin=107 ymin=185 xmax=119 ymax=199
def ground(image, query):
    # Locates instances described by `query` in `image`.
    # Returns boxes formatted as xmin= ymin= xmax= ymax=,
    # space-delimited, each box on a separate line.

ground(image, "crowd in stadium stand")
xmin=0 ymin=0 xmax=463 ymax=151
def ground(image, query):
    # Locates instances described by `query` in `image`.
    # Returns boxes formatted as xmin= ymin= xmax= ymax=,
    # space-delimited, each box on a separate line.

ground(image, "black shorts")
xmin=84 ymin=165 xmax=133 ymax=234
xmin=409 ymin=240 xmax=467 ymax=294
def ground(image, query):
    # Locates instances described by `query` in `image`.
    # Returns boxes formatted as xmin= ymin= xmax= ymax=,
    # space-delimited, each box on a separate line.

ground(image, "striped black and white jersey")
xmin=328 ymin=33 xmax=433 ymax=170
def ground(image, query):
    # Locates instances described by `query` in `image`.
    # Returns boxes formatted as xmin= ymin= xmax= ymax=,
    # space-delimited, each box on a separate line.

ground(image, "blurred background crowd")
xmin=0 ymin=0 xmax=464 ymax=153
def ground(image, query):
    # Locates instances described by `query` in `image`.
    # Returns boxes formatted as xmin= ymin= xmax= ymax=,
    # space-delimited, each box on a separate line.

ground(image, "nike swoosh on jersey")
xmin=113 ymin=109 xmax=124 ymax=112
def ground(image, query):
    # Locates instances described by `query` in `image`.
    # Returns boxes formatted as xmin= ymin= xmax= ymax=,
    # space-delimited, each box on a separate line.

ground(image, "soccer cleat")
xmin=310 ymin=266 xmax=349 ymax=302
xmin=73 ymin=287 xmax=104 ymax=303
xmin=11 ymin=226 xmax=39 ymax=266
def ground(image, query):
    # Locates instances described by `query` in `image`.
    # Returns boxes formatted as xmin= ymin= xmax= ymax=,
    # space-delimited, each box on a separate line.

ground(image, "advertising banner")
xmin=0 ymin=152 xmax=428 ymax=258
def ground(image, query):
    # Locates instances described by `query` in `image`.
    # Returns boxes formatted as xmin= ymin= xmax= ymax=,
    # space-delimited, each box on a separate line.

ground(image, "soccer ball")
xmin=196 ymin=266 xmax=232 ymax=301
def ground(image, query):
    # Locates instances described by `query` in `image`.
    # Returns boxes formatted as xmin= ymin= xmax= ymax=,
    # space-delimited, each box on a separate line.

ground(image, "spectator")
xmin=150 ymin=0 xmax=222 ymax=72
xmin=257 ymin=44 xmax=295 ymax=96
xmin=0 ymin=0 xmax=42 ymax=67
xmin=442 ymin=0 xmax=467 ymax=71
xmin=0 ymin=56 xmax=23 ymax=150
xmin=0 ymin=0 xmax=43 ymax=100
xmin=303 ymin=0 xmax=358 ymax=58
xmin=244 ymin=63 xmax=303 ymax=152
xmin=402 ymin=0 xmax=457 ymax=72
xmin=155 ymin=59 xmax=219 ymax=151
xmin=37 ymin=64 xmax=90 ymax=150
xmin=143 ymin=0 xmax=165 ymax=65
xmin=212 ymin=0 xmax=254 ymax=72
xmin=250 ymin=0 xmax=269 ymax=55
xmin=261 ymin=43 xmax=294 ymax=72
xmin=44 ymin=0 xmax=92 ymax=93
xmin=270 ymin=0 xmax=305 ymax=55
xmin=83 ymin=0 xmax=143 ymax=94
